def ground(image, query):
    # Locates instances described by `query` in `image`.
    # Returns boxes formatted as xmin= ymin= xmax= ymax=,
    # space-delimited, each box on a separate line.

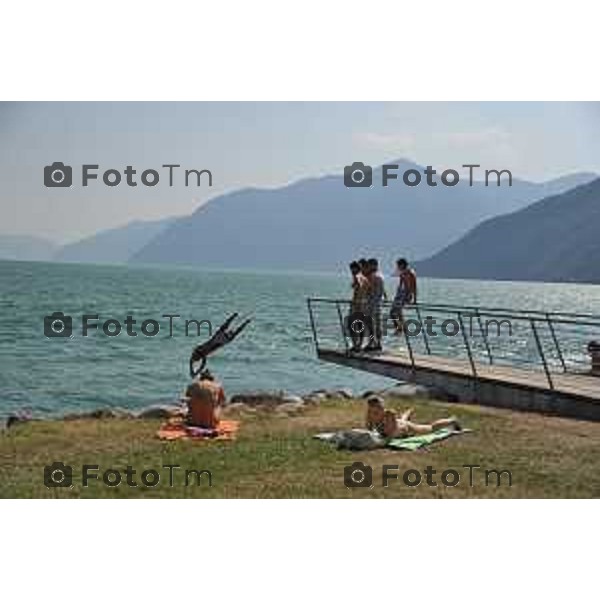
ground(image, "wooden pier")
xmin=308 ymin=299 xmax=600 ymax=421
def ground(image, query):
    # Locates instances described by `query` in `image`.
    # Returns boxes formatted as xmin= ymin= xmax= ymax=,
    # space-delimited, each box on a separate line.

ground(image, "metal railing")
xmin=307 ymin=298 xmax=600 ymax=390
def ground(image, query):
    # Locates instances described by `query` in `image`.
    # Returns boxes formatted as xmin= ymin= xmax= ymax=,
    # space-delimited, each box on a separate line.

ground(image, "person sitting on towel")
xmin=382 ymin=408 xmax=460 ymax=438
xmin=185 ymin=370 xmax=226 ymax=429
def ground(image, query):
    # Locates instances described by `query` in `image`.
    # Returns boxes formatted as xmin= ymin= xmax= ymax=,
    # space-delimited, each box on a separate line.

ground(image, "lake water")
xmin=2 ymin=260 xmax=600 ymax=418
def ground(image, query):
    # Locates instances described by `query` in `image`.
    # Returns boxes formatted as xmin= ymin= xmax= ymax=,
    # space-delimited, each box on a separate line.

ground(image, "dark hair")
xmin=358 ymin=258 xmax=368 ymax=267
xmin=199 ymin=369 xmax=214 ymax=381
xmin=367 ymin=396 xmax=384 ymax=407
xmin=368 ymin=258 xmax=378 ymax=268
xmin=397 ymin=258 xmax=408 ymax=269
xmin=349 ymin=261 xmax=360 ymax=273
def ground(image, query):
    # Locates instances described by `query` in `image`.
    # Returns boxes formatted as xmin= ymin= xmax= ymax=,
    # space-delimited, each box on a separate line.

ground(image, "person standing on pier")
xmin=349 ymin=260 xmax=369 ymax=351
xmin=390 ymin=258 xmax=417 ymax=334
xmin=364 ymin=258 xmax=387 ymax=351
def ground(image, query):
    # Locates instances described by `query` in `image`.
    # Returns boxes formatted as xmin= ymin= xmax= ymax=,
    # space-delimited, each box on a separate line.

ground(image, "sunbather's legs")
xmin=430 ymin=417 xmax=458 ymax=430
xmin=404 ymin=417 xmax=458 ymax=435
xmin=405 ymin=421 xmax=433 ymax=435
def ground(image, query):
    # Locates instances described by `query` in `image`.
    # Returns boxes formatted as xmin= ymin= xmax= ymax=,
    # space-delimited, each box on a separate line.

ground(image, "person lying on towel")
xmin=185 ymin=370 xmax=226 ymax=429
xmin=365 ymin=396 xmax=460 ymax=438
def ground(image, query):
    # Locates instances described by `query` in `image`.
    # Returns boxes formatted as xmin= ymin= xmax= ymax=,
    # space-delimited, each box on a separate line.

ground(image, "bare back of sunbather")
xmin=186 ymin=376 xmax=225 ymax=429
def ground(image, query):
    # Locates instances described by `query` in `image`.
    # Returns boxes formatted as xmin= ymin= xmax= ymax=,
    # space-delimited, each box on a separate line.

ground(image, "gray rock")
xmin=225 ymin=402 xmax=247 ymax=411
xmin=336 ymin=388 xmax=354 ymax=399
xmin=135 ymin=404 xmax=186 ymax=419
xmin=62 ymin=412 xmax=83 ymax=421
xmin=65 ymin=407 xmax=135 ymax=420
xmin=5 ymin=414 xmax=30 ymax=429
xmin=112 ymin=407 xmax=137 ymax=419
xmin=275 ymin=402 xmax=305 ymax=414
xmin=224 ymin=402 xmax=257 ymax=414
xmin=229 ymin=392 xmax=288 ymax=407
xmin=281 ymin=393 xmax=304 ymax=404
xmin=86 ymin=408 xmax=121 ymax=419
xmin=382 ymin=383 xmax=430 ymax=398
xmin=303 ymin=392 xmax=327 ymax=405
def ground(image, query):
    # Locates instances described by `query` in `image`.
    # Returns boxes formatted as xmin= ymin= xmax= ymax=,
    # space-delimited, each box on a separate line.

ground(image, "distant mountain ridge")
xmin=54 ymin=218 xmax=178 ymax=264
xmin=0 ymin=234 xmax=58 ymax=262
xmin=417 ymin=177 xmax=600 ymax=284
xmin=2 ymin=162 xmax=597 ymax=272
xmin=130 ymin=161 xmax=597 ymax=271
xmin=0 ymin=219 xmax=178 ymax=266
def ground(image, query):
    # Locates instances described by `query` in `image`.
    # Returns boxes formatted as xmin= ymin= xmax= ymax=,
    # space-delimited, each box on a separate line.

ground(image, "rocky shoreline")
xmin=3 ymin=382 xmax=454 ymax=429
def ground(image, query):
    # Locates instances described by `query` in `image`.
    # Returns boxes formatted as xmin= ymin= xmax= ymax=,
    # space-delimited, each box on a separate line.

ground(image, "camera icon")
xmin=44 ymin=462 xmax=73 ymax=488
xmin=344 ymin=162 xmax=372 ymax=188
xmin=44 ymin=311 xmax=73 ymax=338
xmin=44 ymin=162 xmax=73 ymax=187
xmin=344 ymin=311 xmax=374 ymax=338
xmin=344 ymin=462 xmax=373 ymax=488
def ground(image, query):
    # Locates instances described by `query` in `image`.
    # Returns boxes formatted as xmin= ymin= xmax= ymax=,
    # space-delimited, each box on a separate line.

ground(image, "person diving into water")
xmin=189 ymin=312 xmax=252 ymax=377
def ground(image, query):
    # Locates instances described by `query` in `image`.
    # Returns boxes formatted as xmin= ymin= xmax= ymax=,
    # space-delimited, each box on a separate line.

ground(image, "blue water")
xmin=2 ymin=259 xmax=600 ymax=417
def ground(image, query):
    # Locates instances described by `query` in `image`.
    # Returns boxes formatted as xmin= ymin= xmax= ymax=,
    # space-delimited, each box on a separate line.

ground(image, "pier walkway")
xmin=307 ymin=298 xmax=600 ymax=420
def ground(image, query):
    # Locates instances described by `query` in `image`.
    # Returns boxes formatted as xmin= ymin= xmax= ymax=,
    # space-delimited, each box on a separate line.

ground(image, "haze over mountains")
xmin=54 ymin=218 xmax=177 ymax=264
xmin=0 ymin=235 xmax=58 ymax=262
xmin=131 ymin=161 xmax=596 ymax=270
xmin=0 ymin=160 xmax=597 ymax=281
xmin=0 ymin=219 xmax=177 ymax=264
xmin=418 ymin=176 xmax=600 ymax=284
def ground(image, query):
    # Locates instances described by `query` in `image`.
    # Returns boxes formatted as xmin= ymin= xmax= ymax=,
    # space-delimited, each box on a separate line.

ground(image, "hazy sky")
xmin=1 ymin=101 xmax=599 ymax=243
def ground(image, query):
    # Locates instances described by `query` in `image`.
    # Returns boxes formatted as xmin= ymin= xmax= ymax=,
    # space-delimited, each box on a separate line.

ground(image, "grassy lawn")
xmin=1 ymin=396 xmax=599 ymax=498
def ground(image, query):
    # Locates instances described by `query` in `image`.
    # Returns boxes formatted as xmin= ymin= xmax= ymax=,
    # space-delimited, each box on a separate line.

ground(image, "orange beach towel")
xmin=157 ymin=418 xmax=240 ymax=441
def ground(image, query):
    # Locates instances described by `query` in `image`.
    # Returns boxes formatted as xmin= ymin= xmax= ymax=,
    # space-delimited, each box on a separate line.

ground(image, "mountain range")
xmin=0 ymin=235 xmax=58 ymax=262
xmin=418 ymin=176 xmax=600 ymax=284
xmin=131 ymin=161 xmax=597 ymax=270
xmin=54 ymin=218 xmax=177 ymax=264
xmin=0 ymin=160 xmax=597 ymax=282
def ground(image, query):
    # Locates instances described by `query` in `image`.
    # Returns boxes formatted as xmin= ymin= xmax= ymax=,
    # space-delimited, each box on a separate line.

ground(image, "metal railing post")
xmin=546 ymin=312 xmax=567 ymax=373
xmin=530 ymin=319 xmax=554 ymax=390
xmin=475 ymin=308 xmax=493 ymax=365
xmin=401 ymin=318 xmax=416 ymax=373
xmin=335 ymin=300 xmax=350 ymax=354
xmin=458 ymin=311 xmax=477 ymax=378
xmin=414 ymin=303 xmax=431 ymax=355
xmin=307 ymin=298 xmax=320 ymax=354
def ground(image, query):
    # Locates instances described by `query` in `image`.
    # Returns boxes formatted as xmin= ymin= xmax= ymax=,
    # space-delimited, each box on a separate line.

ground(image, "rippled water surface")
xmin=2 ymin=260 xmax=600 ymax=417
